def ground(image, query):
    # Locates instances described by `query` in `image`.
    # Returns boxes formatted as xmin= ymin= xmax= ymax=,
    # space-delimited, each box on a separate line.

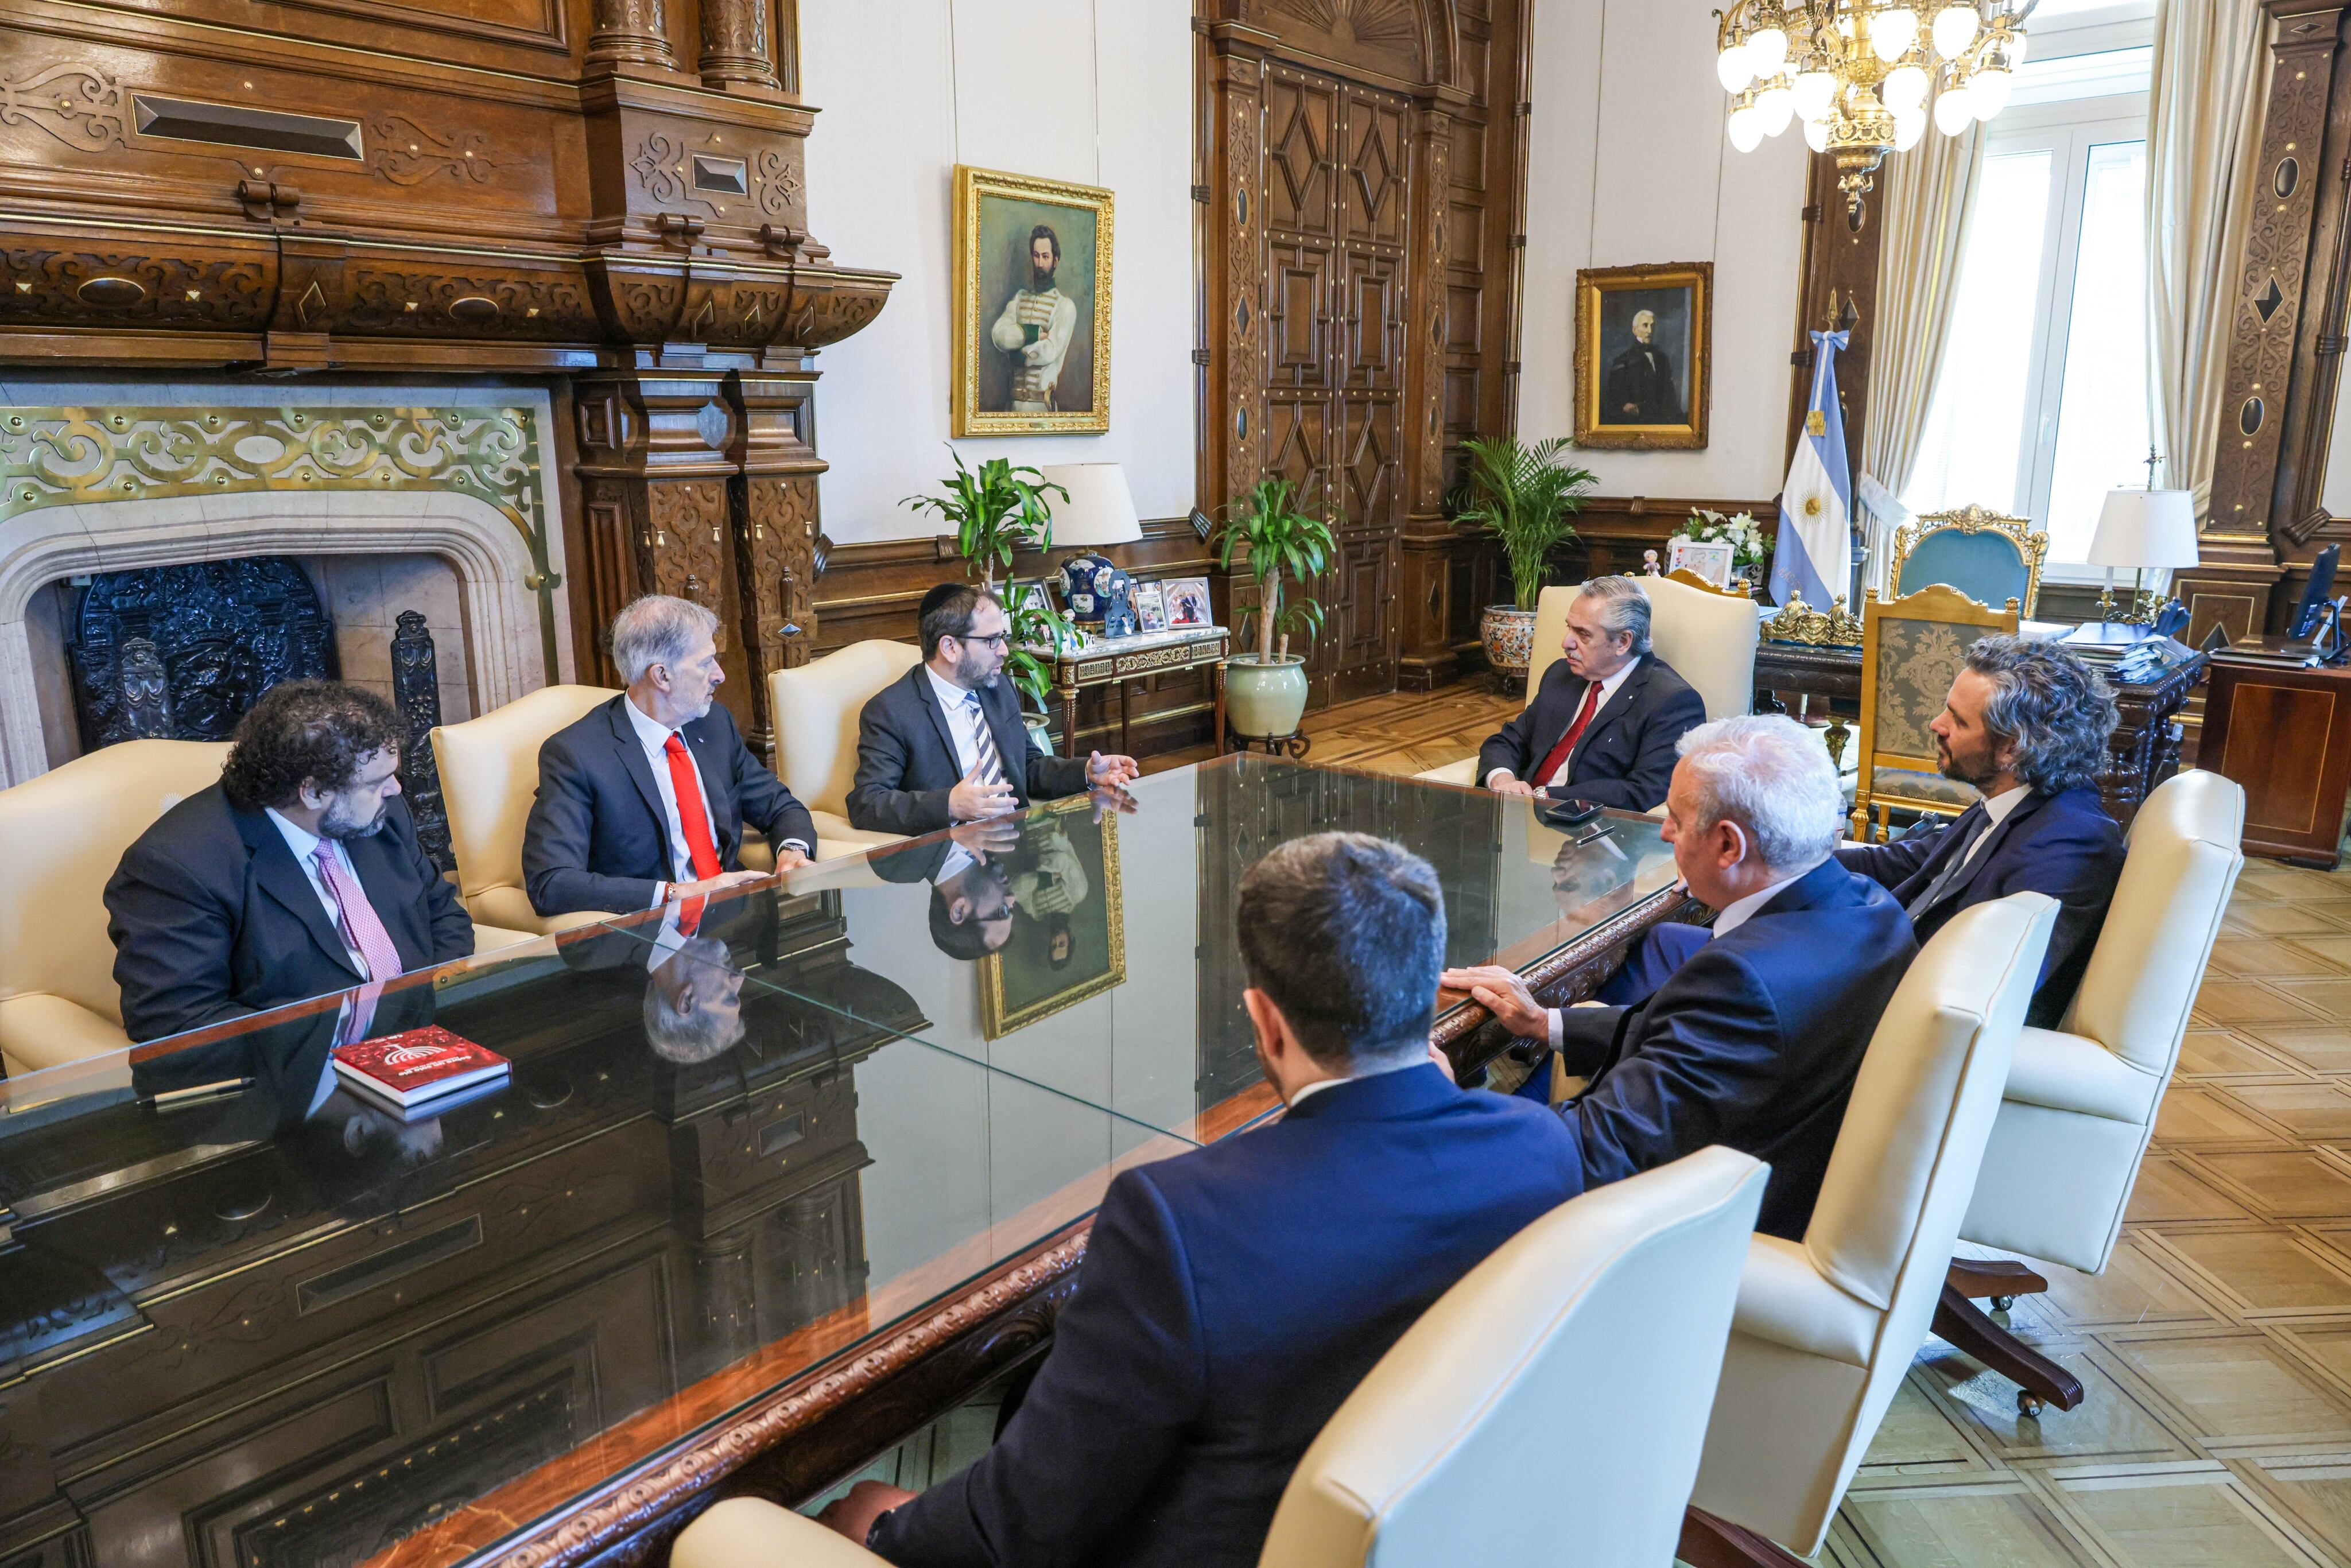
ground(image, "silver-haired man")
xmin=1475 ymin=575 xmax=1705 ymax=813
xmin=1444 ymin=715 xmax=1915 ymax=1238
xmin=523 ymin=594 xmax=816 ymax=919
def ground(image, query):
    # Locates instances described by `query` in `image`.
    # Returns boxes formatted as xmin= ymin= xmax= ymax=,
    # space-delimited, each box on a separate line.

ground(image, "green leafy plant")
xmin=1452 ymin=435 xmax=1597 ymax=611
xmin=901 ymin=447 xmax=1066 ymax=589
xmin=1213 ymin=478 xmax=1336 ymax=663
xmin=1003 ymin=587 xmax=1079 ymax=719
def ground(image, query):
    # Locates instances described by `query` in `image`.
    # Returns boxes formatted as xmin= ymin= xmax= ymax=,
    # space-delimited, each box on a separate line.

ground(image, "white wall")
xmin=1518 ymin=0 xmax=1809 ymax=500
xmin=801 ymin=1 xmax=1196 ymax=542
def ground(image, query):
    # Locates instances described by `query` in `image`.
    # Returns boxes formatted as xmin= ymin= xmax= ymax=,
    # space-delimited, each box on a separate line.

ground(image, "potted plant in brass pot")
xmin=1212 ymin=477 xmax=1334 ymax=742
xmin=1453 ymin=435 xmax=1596 ymax=685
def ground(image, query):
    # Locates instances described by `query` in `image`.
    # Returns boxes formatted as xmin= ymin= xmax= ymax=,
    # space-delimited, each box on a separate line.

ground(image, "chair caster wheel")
xmin=1992 ymin=1295 xmax=2015 ymax=1312
xmin=2018 ymin=1391 xmax=2044 ymax=1418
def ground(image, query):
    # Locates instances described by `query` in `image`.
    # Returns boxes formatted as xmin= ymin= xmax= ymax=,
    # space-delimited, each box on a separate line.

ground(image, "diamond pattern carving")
xmin=2256 ymin=275 xmax=2287 ymax=323
xmin=1344 ymin=411 xmax=1392 ymax=520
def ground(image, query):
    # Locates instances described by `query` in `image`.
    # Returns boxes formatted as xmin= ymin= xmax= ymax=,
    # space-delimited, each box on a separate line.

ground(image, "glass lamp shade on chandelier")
xmin=1717 ymin=0 xmax=2031 ymax=219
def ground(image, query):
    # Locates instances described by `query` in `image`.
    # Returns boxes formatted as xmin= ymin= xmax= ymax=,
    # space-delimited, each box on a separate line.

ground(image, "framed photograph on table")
xmin=1573 ymin=261 xmax=1712 ymax=451
xmin=980 ymin=796 xmax=1124 ymax=1039
xmin=1132 ymin=581 xmax=1168 ymax=632
xmin=952 ymin=164 xmax=1114 ymax=437
xmin=1666 ymin=535 xmax=1736 ymax=589
xmin=1162 ymin=576 xmax=1213 ymax=630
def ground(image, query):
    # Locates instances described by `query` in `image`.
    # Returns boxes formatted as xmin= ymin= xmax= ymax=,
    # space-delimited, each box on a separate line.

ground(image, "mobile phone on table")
xmin=1537 ymin=795 xmax=1604 ymax=829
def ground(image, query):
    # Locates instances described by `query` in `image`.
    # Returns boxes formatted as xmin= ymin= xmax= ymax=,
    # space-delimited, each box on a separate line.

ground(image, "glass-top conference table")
xmin=0 ymin=758 xmax=1687 ymax=1568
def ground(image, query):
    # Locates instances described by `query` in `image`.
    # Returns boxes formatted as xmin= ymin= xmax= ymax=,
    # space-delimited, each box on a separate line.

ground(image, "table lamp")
xmin=1040 ymin=463 xmax=1144 ymax=635
xmin=2088 ymin=487 xmax=2198 ymax=626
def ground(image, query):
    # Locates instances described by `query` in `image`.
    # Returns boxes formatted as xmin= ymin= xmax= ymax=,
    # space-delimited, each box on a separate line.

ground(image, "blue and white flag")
xmin=1769 ymin=328 xmax=1855 ymax=610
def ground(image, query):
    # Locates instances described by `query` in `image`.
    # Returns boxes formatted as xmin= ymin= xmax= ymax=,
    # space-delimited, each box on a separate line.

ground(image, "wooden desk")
xmin=2199 ymin=654 xmax=2351 ymax=867
xmin=1753 ymin=640 xmax=2209 ymax=829
xmin=1027 ymin=625 xmax=1232 ymax=759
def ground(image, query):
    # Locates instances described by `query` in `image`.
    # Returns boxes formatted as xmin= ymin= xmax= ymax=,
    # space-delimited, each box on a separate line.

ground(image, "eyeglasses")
xmin=954 ymin=630 xmax=1012 ymax=650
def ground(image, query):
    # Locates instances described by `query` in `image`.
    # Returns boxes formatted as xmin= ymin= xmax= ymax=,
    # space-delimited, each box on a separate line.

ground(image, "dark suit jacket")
xmin=847 ymin=666 xmax=1091 ymax=837
xmin=522 ymin=696 xmax=816 ymax=917
xmin=105 ymin=784 xmax=474 ymax=1044
xmin=1557 ymin=857 xmax=1914 ymax=1239
xmin=1476 ymin=653 xmax=1706 ymax=812
xmin=1604 ymin=342 xmax=1681 ymax=424
xmin=870 ymin=1065 xmax=1586 ymax=1568
xmin=1838 ymin=785 xmax=2123 ymax=1029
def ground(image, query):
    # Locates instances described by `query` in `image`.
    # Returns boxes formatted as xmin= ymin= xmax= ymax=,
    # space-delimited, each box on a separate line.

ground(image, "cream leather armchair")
xmin=431 ymin=684 xmax=622 ymax=936
xmin=671 ymin=1147 xmax=1767 ymax=1568
xmin=1418 ymin=575 xmax=1760 ymax=789
xmin=1938 ymin=770 xmax=2247 ymax=1416
xmin=768 ymin=639 xmax=922 ymax=861
xmin=0 ymin=739 xmax=230 ymax=1076
xmin=1682 ymin=892 xmax=2057 ymax=1567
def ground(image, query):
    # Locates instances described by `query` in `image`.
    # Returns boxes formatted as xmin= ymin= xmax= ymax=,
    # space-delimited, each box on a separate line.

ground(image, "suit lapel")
xmin=234 ymin=806 xmax=366 ymax=982
xmin=604 ymin=697 xmax=673 ymax=853
xmin=1917 ymin=794 xmax=2039 ymax=917
xmin=1570 ymin=658 xmax=1652 ymax=769
xmin=1527 ymin=669 xmax=1593 ymax=774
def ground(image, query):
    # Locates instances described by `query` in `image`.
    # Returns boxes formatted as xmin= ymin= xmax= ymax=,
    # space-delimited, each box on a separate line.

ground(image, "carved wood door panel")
xmin=1263 ymin=69 xmax=1340 ymax=240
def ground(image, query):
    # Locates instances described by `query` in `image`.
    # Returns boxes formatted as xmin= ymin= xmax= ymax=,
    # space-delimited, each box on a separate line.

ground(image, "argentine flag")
xmin=1768 ymin=328 xmax=1855 ymax=610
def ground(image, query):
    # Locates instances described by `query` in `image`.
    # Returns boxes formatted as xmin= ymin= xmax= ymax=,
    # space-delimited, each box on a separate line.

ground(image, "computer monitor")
xmin=2291 ymin=544 xmax=2341 ymax=638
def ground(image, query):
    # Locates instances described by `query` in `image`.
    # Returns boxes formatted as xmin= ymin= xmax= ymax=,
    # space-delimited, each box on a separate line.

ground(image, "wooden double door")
xmin=1257 ymin=64 xmax=1409 ymax=705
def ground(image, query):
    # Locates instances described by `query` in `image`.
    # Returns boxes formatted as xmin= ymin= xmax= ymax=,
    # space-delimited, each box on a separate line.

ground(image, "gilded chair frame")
xmin=1890 ymin=504 xmax=2049 ymax=618
xmin=1662 ymin=566 xmax=1755 ymax=600
xmin=1852 ymin=583 xmax=2020 ymax=841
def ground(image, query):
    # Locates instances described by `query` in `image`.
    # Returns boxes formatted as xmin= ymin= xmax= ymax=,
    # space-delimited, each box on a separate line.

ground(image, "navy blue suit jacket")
xmin=1837 ymin=785 xmax=2123 ymax=1029
xmin=1476 ymin=653 xmax=1705 ymax=812
xmin=105 ymin=783 xmax=473 ymax=1043
xmin=522 ymin=696 xmax=815 ymax=917
xmin=870 ymin=1065 xmax=1587 ymax=1568
xmin=1558 ymin=857 xmax=1914 ymax=1239
xmin=847 ymin=666 xmax=1092 ymax=837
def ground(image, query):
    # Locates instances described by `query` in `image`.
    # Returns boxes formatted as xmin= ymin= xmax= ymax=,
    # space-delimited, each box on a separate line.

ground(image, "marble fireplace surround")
xmin=0 ymin=488 xmax=548 ymax=787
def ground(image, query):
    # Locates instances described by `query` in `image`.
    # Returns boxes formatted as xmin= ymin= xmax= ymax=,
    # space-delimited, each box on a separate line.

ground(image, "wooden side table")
xmin=1025 ymin=624 xmax=1232 ymax=757
xmin=2200 ymin=653 xmax=2351 ymax=867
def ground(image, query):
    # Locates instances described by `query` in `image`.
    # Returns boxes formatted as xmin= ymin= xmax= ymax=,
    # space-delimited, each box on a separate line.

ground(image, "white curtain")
xmin=1861 ymin=123 xmax=1987 ymax=593
xmin=2147 ymin=0 xmax=2267 ymax=514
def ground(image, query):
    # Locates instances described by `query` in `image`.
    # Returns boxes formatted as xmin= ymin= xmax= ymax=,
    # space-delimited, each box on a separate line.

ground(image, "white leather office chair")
xmin=768 ymin=640 xmax=922 ymax=861
xmin=1937 ymin=770 xmax=2247 ymax=1416
xmin=1418 ymin=575 xmax=1759 ymax=788
xmin=0 ymin=739 xmax=231 ymax=1076
xmin=1682 ymin=892 xmax=2056 ymax=1567
xmin=431 ymin=684 xmax=622 ymax=936
xmin=670 ymin=1147 xmax=1768 ymax=1568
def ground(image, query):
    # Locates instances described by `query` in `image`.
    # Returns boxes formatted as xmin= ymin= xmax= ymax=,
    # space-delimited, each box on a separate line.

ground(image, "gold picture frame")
xmin=1573 ymin=262 xmax=1713 ymax=451
xmin=953 ymin=164 xmax=1114 ymax=437
xmin=979 ymin=794 xmax=1125 ymax=1039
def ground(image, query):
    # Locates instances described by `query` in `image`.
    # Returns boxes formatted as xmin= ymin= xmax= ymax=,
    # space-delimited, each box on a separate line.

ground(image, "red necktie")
xmin=663 ymin=732 xmax=723 ymax=882
xmin=1531 ymin=681 xmax=1604 ymax=789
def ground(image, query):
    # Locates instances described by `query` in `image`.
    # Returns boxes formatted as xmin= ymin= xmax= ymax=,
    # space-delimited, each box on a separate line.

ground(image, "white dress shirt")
xmin=1541 ymin=864 xmax=1810 ymax=1050
xmin=1487 ymin=658 xmax=1640 ymax=790
xmin=263 ymin=807 xmax=374 ymax=979
xmin=623 ymin=695 xmax=808 ymax=907
xmin=926 ymin=665 xmax=994 ymax=781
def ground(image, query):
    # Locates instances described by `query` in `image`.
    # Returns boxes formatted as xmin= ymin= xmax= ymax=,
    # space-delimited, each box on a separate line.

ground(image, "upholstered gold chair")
xmin=671 ymin=1146 xmax=1768 ymax=1568
xmin=1849 ymin=583 xmax=2019 ymax=840
xmin=1936 ymin=770 xmax=2247 ymax=1416
xmin=431 ymin=684 xmax=622 ymax=936
xmin=1680 ymin=893 xmax=2056 ymax=1568
xmin=0 ymin=739 xmax=231 ymax=1076
xmin=1417 ymin=572 xmax=1761 ymax=788
xmin=768 ymin=640 xmax=922 ymax=860
xmin=1891 ymin=504 xmax=2049 ymax=618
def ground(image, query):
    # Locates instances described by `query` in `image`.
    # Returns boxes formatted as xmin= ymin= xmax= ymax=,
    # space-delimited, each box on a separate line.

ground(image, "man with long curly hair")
xmin=104 ymin=680 xmax=474 ymax=1042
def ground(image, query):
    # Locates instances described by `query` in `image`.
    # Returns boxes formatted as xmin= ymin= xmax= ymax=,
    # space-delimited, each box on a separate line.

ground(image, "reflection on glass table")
xmin=588 ymin=756 xmax=1685 ymax=1142
xmin=0 ymin=912 xmax=1193 ymax=1568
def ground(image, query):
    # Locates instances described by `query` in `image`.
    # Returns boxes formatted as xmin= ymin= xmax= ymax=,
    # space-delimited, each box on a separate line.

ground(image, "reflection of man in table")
xmin=988 ymin=224 xmax=1080 ymax=414
xmin=1603 ymin=308 xmax=1681 ymax=425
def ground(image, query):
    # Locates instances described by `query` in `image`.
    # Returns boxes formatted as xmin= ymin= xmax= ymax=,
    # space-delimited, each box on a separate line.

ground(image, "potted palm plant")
xmin=1212 ymin=478 xmax=1335 ymax=740
xmin=902 ymin=447 xmax=1066 ymax=591
xmin=1452 ymin=435 xmax=1597 ymax=683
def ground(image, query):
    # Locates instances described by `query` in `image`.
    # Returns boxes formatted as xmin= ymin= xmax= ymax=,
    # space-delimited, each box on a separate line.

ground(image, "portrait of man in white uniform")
xmin=954 ymin=165 xmax=1112 ymax=435
xmin=988 ymin=224 xmax=1080 ymax=415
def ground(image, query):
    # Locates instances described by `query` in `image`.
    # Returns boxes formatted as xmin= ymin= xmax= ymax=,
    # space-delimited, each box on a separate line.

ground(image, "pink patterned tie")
xmin=314 ymin=844 xmax=406 ymax=984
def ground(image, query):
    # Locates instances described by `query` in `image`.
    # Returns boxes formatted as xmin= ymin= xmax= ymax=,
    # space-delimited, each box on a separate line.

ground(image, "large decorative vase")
xmin=1480 ymin=605 xmax=1537 ymax=681
xmin=1225 ymin=654 xmax=1310 ymax=739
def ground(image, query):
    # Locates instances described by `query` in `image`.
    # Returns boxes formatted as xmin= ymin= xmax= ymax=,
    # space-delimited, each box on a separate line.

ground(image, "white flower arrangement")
xmin=1686 ymin=508 xmax=1774 ymax=568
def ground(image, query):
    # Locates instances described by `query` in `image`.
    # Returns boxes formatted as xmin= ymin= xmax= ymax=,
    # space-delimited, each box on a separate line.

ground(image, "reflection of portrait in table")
xmin=984 ymin=798 xmax=1123 ymax=1037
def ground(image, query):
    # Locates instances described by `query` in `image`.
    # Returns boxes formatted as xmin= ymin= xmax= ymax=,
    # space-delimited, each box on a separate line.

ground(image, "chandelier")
xmin=1716 ymin=1 xmax=2032 ymax=220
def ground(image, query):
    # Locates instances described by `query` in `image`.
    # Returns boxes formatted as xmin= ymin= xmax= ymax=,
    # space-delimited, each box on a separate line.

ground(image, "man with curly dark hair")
xmin=104 ymin=680 xmax=474 ymax=1042
xmin=1836 ymin=634 xmax=2125 ymax=1026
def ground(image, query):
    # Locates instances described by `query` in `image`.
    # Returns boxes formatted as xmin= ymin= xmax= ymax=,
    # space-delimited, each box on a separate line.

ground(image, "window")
xmin=1903 ymin=51 xmax=2151 ymax=576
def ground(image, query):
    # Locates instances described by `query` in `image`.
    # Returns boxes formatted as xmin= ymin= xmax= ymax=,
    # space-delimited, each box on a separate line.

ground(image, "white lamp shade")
xmin=2087 ymin=489 xmax=2200 ymax=569
xmin=1038 ymin=463 xmax=1143 ymax=549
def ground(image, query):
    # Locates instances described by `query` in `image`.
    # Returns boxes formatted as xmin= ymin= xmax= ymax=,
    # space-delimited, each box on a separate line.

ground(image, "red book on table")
xmin=332 ymin=1027 xmax=510 ymax=1109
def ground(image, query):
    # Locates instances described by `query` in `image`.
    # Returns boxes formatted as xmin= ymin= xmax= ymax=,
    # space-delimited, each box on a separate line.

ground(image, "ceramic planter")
xmin=1480 ymin=605 xmax=1538 ymax=680
xmin=1225 ymin=654 xmax=1310 ymax=739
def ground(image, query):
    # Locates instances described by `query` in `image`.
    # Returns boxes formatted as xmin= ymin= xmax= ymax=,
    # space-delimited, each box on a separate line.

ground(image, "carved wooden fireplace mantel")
xmin=0 ymin=0 xmax=894 ymax=754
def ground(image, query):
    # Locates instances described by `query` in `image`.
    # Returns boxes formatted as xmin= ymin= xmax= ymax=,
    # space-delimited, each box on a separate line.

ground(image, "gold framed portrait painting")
xmin=979 ymin=794 xmax=1124 ymax=1039
xmin=1573 ymin=262 xmax=1712 ymax=451
xmin=953 ymin=165 xmax=1114 ymax=437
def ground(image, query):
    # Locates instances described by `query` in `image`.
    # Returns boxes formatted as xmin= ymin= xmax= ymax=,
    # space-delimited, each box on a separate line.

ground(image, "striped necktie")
xmin=964 ymin=690 xmax=1006 ymax=789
